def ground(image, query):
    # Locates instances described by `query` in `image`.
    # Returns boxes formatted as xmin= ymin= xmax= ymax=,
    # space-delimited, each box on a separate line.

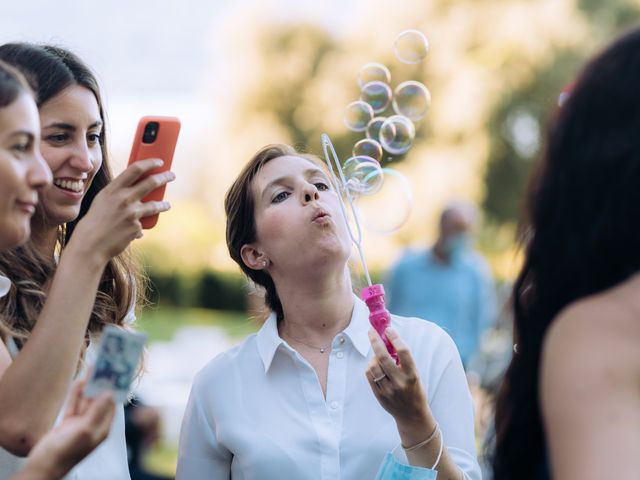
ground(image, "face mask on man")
xmin=444 ymin=232 xmax=470 ymax=261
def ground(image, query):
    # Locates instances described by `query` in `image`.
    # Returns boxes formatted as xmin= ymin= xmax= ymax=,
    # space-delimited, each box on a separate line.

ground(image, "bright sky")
xmin=0 ymin=0 xmax=367 ymax=193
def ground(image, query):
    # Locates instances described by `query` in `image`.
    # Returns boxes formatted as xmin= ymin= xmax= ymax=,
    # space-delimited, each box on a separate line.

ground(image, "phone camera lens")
xmin=142 ymin=122 xmax=160 ymax=144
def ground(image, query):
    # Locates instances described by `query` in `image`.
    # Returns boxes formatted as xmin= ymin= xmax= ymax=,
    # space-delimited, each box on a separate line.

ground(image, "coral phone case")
xmin=127 ymin=116 xmax=180 ymax=229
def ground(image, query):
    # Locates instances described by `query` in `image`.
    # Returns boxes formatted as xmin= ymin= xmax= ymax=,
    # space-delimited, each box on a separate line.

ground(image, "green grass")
xmin=136 ymin=306 xmax=260 ymax=343
xmin=134 ymin=306 xmax=259 ymax=475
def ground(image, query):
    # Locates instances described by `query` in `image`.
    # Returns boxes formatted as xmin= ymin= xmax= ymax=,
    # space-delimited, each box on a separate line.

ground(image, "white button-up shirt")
xmin=177 ymin=296 xmax=481 ymax=480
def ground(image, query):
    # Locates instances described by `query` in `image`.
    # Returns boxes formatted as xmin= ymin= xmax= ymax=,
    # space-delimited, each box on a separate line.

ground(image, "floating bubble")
xmin=353 ymin=138 xmax=383 ymax=162
xmin=360 ymin=81 xmax=392 ymax=114
xmin=356 ymin=168 xmax=413 ymax=234
xmin=344 ymin=101 xmax=374 ymax=132
xmin=380 ymin=115 xmax=415 ymax=155
xmin=342 ymin=156 xmax=384 ymax=196
xmin=394 ymin=30 xmax=429 ymax=64
xmin=366 ymin=116 xmax=386 ymax=142
xmin=357 ymin=62 xmax=391 ymax=88
xmin=392 ymin=81 xmax=431 ymax=121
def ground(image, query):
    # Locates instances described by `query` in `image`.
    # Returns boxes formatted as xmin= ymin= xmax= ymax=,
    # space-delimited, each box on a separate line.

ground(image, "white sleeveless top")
xmin=0 ymin=275 xmax=131 ymax=480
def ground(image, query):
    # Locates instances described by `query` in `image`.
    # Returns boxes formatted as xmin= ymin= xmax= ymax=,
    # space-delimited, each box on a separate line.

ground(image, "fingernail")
xmin=385 ymin=327 xmax=396 ymax=338
xmin=168 ymin=172 xmax=176 ymax=180
xmin=155 ymin=159 xmax=164 ymax=167
xmin=164 ymin=202 xmax=171 ymax=210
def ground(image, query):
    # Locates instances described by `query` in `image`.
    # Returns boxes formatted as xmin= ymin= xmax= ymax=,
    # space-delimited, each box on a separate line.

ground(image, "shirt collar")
xmin=256 ymin=293 xmax=372 ymax=373
xmin=0 ymin=275 xmax=11 ymax=298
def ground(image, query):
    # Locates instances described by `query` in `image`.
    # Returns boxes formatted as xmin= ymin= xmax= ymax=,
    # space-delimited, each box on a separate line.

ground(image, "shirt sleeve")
xmin=426 ymin=328 xmax=482 ymax=480
xmin=176 ymin=373 xmax=232 ymax=480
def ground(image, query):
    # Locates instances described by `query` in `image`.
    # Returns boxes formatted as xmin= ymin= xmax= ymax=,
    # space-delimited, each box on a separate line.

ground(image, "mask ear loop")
xmin=321 ymin=133 xmax=373 ymax=287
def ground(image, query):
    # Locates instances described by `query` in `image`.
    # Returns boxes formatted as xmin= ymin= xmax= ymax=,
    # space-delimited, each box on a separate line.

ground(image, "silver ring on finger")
xmin=373 ymin=373 xmax=387 ymax=383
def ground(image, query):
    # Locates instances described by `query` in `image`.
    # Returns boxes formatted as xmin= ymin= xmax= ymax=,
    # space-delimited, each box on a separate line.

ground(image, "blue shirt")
xmin=386 ymin=248 xmax=496 ymax=366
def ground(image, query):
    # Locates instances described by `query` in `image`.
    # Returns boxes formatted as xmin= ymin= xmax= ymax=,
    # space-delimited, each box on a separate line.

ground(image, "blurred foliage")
xmin=483 ymin=2 xmax=640 ymax=225
xmin=229 ymin=0 xmax=640 ymax=231
xmin=145 ymin=269 xmax=247 ymax=312
xmin=136 ymin=306 xmax=257 ymax=343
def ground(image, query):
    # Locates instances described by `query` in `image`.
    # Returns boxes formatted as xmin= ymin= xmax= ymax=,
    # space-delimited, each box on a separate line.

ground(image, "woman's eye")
xmin=12 ymin=143 xmax=29 ymax=153
xmin=315 ymin=182 xmax=330 ymax=191
xmin=272 ymin=191 xmax=290 ymax=203
xmin=46 ymin=133 xmax=69 ymax=144
xmin=87 ymin=133 xmax=101 ymax=145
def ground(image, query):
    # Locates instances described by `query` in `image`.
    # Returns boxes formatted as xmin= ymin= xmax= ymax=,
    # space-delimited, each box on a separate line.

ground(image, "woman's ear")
xmin=240 ymin=244 xmax=269 ymax=271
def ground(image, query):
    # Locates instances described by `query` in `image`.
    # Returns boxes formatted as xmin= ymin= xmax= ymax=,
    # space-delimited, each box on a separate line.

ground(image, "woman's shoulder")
xmin=545 ymin=276 xmax=640 ymax=364
xmin=541 ymin=274 xmax=640 ymax=409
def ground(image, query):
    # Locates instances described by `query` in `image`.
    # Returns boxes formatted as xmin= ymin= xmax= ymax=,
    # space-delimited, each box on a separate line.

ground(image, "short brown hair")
xmin=225 ymin=144 xmax=325 ymax=321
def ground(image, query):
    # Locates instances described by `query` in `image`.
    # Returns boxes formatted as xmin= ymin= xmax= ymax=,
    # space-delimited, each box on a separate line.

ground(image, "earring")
xmin=262 ymin=259 xmax=269 ymax=268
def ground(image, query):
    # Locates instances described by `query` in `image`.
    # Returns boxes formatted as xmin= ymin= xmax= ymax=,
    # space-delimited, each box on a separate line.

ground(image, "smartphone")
xmin=84 ymin=326 xmax=147 ymax=403
xmin=127 ymin=116 xmax=181 ymax=229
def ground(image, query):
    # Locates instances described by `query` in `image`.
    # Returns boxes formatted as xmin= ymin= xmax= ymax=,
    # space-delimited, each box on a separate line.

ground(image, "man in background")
xmin=386 ymin=201 xmax=496 ymax=368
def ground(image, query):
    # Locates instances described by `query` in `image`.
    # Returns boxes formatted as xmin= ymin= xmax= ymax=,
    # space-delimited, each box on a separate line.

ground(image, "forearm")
xmin=396 ymin=410 xmax=463 ymax=480
xmin=11 ymin=453 xmax=67 ymax=480
xmin=0 ymin=241 xmax=106 ymax=454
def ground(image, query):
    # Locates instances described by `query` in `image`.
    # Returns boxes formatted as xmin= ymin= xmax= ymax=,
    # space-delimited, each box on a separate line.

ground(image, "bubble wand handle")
xmin=321 ymin=133 xmax=398 ymax=362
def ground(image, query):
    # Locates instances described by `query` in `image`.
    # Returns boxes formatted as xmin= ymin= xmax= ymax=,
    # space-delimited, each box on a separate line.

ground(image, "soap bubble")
xmin=357 ymin=168 xmax=413 ymax=234
xmin=357 ymin=62 xmax=391 ymax=88
xmin=353 ymin=138 xmax=383 ymax=162
xmin=394 ymin=30 xmax=429 ymax=64
xmin=392 ymin=81 xmax=431 ymax=121
xmin=342 ymin=156 xmax=384 ymax=196
xmin=344 ymin=101 xmax=374 ymax=132
xmin=360 ymin=81 xmax=392 ymax=114
xmin=380 ymin=115 xmax=415 ymax=155
xmin=366 ymin=116 xmax=386 ymax=142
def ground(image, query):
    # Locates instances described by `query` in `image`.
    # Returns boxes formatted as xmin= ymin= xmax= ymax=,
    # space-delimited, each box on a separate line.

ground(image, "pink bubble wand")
xmin=321 ymin=133 xmax=398 ymax=363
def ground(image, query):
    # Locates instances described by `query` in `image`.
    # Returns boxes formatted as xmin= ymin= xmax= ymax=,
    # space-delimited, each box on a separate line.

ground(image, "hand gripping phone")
xmin=127 ymin=116 xmax=181 ymax=229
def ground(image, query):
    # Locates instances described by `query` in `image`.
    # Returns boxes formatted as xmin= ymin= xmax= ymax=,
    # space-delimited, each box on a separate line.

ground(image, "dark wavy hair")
xmin=0 ymin=43 xmax=143 ymax=351
xmin=493 ymin=26 xmax=640 ymax=479
xmin=225 ymin=144 xmax=327 ymax=321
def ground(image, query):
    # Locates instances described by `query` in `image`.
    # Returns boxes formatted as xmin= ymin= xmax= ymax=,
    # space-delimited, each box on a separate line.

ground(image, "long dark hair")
xmin=493 ymin=26 xmax=640 ymax=479
xmin=0 ymin=43 xmax=142 ymax=349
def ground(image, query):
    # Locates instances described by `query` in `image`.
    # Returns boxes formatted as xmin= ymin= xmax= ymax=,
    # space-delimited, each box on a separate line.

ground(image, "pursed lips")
xmin=312 ymin=209 xmax=330 ymax=222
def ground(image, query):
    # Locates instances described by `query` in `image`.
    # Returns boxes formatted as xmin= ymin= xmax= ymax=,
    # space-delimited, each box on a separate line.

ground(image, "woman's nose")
xmin=303 ymin=189 xmax=320 ymax=203
xmin=69 ymin=141 xmax=94 ymax=172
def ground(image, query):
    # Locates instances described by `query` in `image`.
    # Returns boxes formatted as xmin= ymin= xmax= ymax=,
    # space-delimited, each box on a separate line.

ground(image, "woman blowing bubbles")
xmin=177 ymin=145 xmax=480 ymax=479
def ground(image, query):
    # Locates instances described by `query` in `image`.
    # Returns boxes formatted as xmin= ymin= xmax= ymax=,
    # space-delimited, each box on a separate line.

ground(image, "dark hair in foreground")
xmin=0 ymin=43 xmax=142 ymax=350
xmin=225 ymin=144 xmax=325 ymax=321
xmin=492 ymin=26 xmax=640 ymax=479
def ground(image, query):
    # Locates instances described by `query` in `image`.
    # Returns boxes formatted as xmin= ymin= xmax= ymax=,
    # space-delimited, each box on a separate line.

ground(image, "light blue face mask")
xmin=375 ymin=448 xmax=438 ymax=480
xmin=444 ymin=233 xmax=470 ymax=262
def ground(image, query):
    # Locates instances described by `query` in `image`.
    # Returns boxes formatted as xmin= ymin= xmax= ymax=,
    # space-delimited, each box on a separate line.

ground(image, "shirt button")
xmin=330 ymin=401 xmax=339 ymax=409
xmin=339 ymin=337 xmax=345 ymax=344
xmin=336 ymin=352 xmax=344 ymax=359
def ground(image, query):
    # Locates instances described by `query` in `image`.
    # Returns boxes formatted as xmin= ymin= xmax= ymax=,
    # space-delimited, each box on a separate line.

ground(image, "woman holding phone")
xmin=0 ymin=43 xmax=174 ymax=479
xmin=177 ymin=145 xmax=480 ymax=479
xmin=0 ymin=59 xmax=116 ymax=480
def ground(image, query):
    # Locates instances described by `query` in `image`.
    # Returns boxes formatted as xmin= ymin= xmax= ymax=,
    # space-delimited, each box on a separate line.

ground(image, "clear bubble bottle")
xmin=361 ymin=284 xmax=399 ymax=363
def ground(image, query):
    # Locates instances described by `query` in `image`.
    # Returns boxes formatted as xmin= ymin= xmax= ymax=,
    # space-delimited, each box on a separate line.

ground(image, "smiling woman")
xmin=0 ymin=64 xmax=50 ymax=251
xmin=0 ymin=43 xmax=175 ymax=480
